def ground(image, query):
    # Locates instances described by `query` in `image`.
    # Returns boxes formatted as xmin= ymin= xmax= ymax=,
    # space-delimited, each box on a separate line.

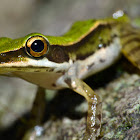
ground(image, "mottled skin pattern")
xmin=0 ymin=12 xmax=140 ymax=139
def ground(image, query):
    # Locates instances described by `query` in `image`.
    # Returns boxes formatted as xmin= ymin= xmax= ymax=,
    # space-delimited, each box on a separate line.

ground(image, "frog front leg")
xmin=57 ymin=76 xmax=102 ymax=140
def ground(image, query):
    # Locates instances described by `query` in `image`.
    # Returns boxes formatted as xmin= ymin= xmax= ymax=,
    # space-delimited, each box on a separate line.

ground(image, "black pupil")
xmin=31 ymin=40 xmax=44 ymax=52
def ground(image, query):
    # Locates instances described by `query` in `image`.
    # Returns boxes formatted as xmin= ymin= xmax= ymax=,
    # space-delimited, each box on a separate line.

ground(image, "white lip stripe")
xmin=0 ymin=57 xmax=72 ymax=72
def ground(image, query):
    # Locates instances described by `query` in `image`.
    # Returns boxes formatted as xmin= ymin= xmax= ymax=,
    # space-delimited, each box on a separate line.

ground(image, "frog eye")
xmin=25 ymin=36 xmax=49 ymax=58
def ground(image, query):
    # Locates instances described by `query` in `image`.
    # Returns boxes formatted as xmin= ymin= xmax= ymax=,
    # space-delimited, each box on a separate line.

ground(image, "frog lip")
xmin=0 ymin=57 xmax=71 ymax=74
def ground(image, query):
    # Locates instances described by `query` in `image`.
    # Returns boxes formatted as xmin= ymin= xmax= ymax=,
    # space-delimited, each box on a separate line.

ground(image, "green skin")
xmin=0 ymin=13 xmax=140 ymax=140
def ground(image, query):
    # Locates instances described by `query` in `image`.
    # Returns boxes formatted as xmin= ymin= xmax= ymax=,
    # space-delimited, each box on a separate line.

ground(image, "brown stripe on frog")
xmin=47 ymin=27 xmax=114 ymax=63
xmin=127 ymin=45 xmax=140 ymax=56
xmin=75 ymin=33 xmax=116 ymax=61
xmin=122 ymin=37 xmax=140 ymax=48
xmin=0 ymin=46 xmax=69 ymax=64
xmin=0 ymin=48 xmax=27 ymax=64
xmin=120 ymin=32 xmax=138 ymax=38
xmin=51 ymin=23 xmax=115 ymax=61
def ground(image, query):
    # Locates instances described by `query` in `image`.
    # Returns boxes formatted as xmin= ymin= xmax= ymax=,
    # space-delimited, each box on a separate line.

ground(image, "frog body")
xmin=0 ymin=13 xmax=129 ymax=88
xmin=0 ymin=11 xmax=140 ymax=139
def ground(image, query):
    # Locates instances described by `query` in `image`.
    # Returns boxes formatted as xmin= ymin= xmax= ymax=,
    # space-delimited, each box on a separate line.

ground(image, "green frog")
xmin=0 ymin=11 xmax=140 ymax=140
